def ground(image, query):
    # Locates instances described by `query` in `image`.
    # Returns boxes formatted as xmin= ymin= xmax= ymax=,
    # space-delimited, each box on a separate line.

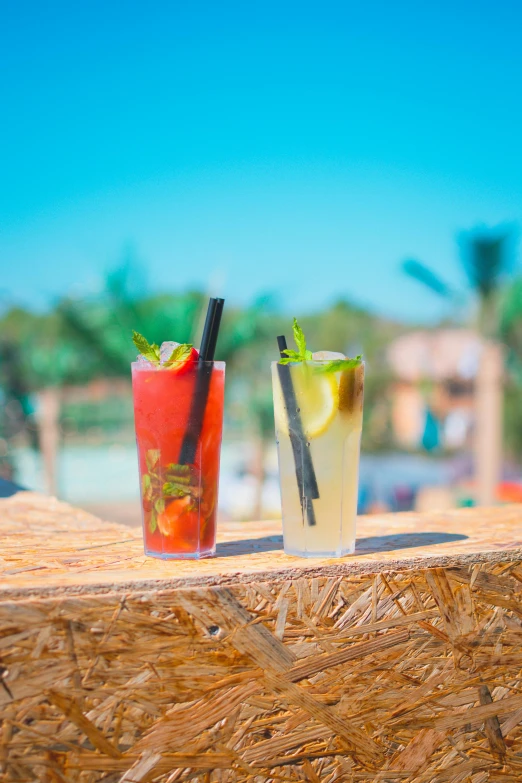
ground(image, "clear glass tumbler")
xmin=272 ymin=359 xmax=364 ymax=557
xmin=132 ymin=359 xmax=225 ymax=559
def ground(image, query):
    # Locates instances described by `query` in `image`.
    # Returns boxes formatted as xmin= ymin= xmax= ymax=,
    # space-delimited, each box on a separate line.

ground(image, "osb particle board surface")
xmin=1 ymin=492 xmax=522 ymax=598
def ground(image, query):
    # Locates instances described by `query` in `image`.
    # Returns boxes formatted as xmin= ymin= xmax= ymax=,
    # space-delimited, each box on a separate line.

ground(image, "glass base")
xmin=284 ymin=543 xmax=355 ymax=559
xmin=144 ymin=547 xmax=216 ymax=560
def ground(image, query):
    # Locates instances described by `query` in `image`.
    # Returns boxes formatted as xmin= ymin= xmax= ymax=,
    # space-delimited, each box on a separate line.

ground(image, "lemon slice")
xmin=276 ymin=363 xmax=339 ymax=438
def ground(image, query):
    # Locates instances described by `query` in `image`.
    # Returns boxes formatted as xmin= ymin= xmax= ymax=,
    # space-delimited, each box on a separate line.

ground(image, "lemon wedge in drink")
xmin=276 ymin=362 xmax=339 ymax=439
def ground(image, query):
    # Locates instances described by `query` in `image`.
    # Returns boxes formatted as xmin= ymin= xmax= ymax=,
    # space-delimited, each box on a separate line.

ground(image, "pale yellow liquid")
xmin=272 ymin=361 xmax=363 ymax=557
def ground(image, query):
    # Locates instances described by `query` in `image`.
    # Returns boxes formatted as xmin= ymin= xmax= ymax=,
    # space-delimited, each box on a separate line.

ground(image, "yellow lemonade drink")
xmin=271 ymin=322 xmax=364 ymax=558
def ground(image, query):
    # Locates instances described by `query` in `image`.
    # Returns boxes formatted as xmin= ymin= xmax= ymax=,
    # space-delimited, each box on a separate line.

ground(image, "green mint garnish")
xmin=314 ymin=356 xmax=363 ymax=374
xmin=163 ymin=343 xmax=193 ymax=367
xmin=279 ymin=318 xmax=313 ymax=364
xmin=142 ymin=473 xmax=153 ymax=501
xmin=293 ymin=318 xmax=308 ymax=357
xmin=141 ymin=450 xmax=203 ymax=532
xmin=132 ymin=331 xmax=193 ymax=367
xmin=132 ymin=331 xmax=161 ymax=364
xmin=278 ymin=319 xmax=363 ymax=371
xmin=145 ymin=449 xmax=160 ymax=472
xmin=166 ymin=463 xmax=192 ymax=476
xmin=163 ymin=482 xmax=191 ymax=498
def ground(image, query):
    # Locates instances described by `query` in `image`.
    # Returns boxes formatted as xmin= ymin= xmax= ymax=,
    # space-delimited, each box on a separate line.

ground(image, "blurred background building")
xmin=2 ymin=1 xmax=522 ymax=524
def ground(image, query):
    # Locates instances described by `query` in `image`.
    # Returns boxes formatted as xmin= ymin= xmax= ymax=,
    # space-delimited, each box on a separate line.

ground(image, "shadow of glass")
xmin=216 ymin=531 xmax=468 ymax=558
xmin=355 ymin=531 xmax=468 ymax=554
xmin=216 ymin=536 xmax=283 ymax=557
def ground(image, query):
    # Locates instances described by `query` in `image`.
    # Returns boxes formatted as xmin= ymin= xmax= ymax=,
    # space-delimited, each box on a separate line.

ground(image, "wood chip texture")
xmin=2 ymin=492 xmax=522 ymax=781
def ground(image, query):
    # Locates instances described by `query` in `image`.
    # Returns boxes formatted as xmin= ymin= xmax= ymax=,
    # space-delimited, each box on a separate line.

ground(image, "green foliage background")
xmin=0 ymin=270 xmax=400 ymax=457
xmin=2 ymin=256 xmax=522 ymax=464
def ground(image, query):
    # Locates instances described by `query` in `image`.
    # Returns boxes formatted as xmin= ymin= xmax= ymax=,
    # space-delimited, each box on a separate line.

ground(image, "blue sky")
xmin=1 ymin=0 xmax=522 ymax=321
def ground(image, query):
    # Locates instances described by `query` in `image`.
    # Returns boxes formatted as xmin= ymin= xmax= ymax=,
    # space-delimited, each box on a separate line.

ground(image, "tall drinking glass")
xmin=132 ymin=360 xmax=225 ymax=559
xmin=272 ymin=360 xmax=364 ymax=557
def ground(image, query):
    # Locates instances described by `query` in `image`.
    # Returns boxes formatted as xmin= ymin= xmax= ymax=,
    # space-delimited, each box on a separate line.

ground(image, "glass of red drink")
xmin=132 ymin=359 xmax=225 ymax=559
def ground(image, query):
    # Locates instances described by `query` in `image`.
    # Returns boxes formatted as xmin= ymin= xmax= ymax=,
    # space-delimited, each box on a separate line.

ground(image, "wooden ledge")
xmin=1 ymin=492 xmax=521 ymax=599
xmin=3 ymin=493 xmax=522 ymax=780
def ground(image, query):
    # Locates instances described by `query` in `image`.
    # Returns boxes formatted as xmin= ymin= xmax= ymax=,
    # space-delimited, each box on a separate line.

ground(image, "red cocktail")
xmin=132 ymin=359 xmax=225 ymax=559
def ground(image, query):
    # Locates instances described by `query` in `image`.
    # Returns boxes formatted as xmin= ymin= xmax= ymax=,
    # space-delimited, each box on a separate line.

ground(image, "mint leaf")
xmin=163 ymin=343 xmax=193 ymax=367
xmin=154 ymin=497 xmax=165 ymax=514
xmin=163 ymin=482 xmax=191 ymax=498
xmin=132 ymin=331 xmax=161 ymax=364
xmin=142 ymin=473 xmax=153 ymax=501
xmin=293 ymin=318 xmax=307 ymax=356
xmin=146 ymin=449 xmax=160 ymax=471
xmin=282 ymin=349 xmax=302 ymax=360
xmin=165 ymin=471 xmax=191 ymax=485
xmin=150 ymin=509 xmax=157 ymax=533
xmin=165 ymin=463 xmax=195 ymax=485
xmin=314 ymin=356 xmax=363 ymax=374
xmin=278 ymin=319 xmax=313 ymax=365
xmin=167 ymin=463 xmax=192 ymax=475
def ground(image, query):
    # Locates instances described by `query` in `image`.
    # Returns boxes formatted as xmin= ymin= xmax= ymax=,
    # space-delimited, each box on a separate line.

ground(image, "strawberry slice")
xmin=157 ymin=496 xmax=199 ymax=549
xmin=163 ymin=343 xmax=199 ymax=375
xmin=168 ymin=346 xmax=199 ymax=375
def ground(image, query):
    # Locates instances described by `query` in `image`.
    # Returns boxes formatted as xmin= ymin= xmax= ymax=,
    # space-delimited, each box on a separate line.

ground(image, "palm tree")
xmin=403 ymin=224 xmax=517 ymax=506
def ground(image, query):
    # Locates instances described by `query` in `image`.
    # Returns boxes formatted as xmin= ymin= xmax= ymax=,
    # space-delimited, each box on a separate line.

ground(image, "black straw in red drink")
xmin=276 ymin=335 xmax=319 ymax=526
xmin=179 ymin=297 xmax=224 ymax=464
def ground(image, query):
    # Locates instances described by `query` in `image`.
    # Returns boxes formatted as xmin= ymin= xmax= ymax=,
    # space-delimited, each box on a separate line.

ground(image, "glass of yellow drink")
xmin=271 ymin=327 xmax=364 ymax=557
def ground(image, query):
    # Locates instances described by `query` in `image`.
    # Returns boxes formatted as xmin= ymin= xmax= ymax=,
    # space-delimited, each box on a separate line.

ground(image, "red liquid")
xmin=132 ymin=362 xmax=225 ymax=558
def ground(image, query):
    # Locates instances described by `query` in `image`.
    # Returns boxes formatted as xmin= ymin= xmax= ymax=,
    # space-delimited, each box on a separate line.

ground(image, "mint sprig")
xmin=163 ymin=343 xmax=193 ymax=367
xmin=133 ymin=331 xmax=161 ymax=364
xmin=132 ymin=331 xmax=193 ymax=367
xmin=141 ymin=452 xmax=200 ymax=533
xmin=293 ymin=318 xmax=309 ymax=357
xmin=278 ymin=319 xmax=363 ymax=372
xmin=279 ymin=318 xmax=313 ymax=364
xmin=146 ymin=449 xmax=160 ymax=471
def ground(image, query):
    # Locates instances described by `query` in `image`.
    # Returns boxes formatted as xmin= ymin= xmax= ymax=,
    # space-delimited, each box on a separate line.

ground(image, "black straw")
xmin=179 ymin=297 xmax=225 ymax=464
xmin=200 ymin=297 xmax=224 ymax=361
xmin=276 ymin=336 xmax=319 ymax=526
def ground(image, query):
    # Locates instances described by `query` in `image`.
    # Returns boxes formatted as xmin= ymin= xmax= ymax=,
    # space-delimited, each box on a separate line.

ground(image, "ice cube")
xmin=160 ymin=341 xmax=180 ymax=364
xmin=135 ymin=354 xmax=155 ymax=368
xmin=312 ymin=351 xmax=346 ymax=361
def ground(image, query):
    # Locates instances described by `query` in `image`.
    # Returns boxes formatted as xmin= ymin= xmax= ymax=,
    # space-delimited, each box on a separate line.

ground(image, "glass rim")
xmin=131 ymin=359 xmax=226 ymax=371
xmin=270 ymin=358 xmax=365 ymax=366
